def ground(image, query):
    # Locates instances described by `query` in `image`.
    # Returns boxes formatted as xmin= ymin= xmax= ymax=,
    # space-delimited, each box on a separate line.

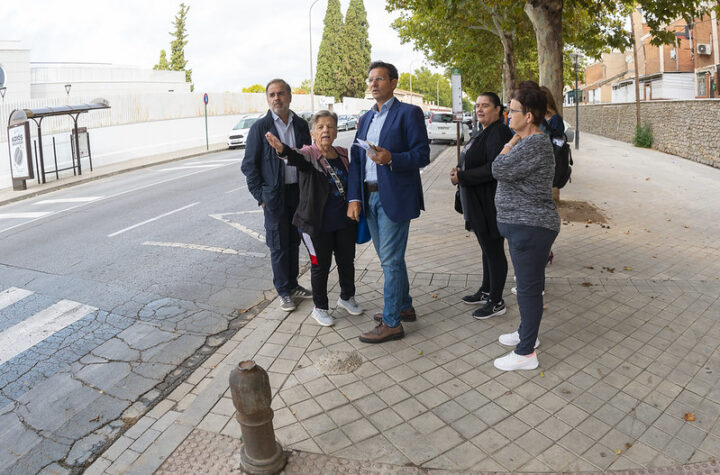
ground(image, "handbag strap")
xmin=319 ymin=156 xmax=345 ymax=197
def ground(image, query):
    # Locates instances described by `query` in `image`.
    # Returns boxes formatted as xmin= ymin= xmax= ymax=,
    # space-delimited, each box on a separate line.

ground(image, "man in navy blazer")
xmin=241 ymin=79 xmax=312 ymax=312
xmin=347 ymin=61 xmax=430 ymax=343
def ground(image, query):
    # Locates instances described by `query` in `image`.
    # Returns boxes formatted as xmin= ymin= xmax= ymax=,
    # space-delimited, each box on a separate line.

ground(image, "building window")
xmin=0 ymin=65 xmax=6 ymax=87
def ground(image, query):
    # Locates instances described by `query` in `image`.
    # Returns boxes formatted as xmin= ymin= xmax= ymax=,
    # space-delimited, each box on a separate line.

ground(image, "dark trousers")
xmin=473 ymin=230 xmax=508 ymax=304
xmin=306 ymin=224 xmax=356 ymax=310
xmin=264 ymin=184 xmax=301 ymax=297
xmin=497 ymin=222 xmax=558 ymax=355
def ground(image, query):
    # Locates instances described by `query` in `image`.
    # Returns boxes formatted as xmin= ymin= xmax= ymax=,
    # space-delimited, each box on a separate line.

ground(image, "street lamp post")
xmin=571 ymin=53 xmax=582 ymax=150
xmin=309 ymin=0 xmax=321 ymax=114
xmin=436 ymin=79 xmax=440 ymax=107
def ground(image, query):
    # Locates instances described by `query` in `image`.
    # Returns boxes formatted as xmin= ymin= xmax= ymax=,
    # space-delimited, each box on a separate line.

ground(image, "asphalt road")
xmin=0 ymin=129 xmax=446 ymax=473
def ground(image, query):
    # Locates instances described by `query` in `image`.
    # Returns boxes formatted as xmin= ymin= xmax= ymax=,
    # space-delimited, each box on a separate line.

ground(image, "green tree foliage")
xmin=242 ymin=84 xmax=265 ymax=93
xmin=153 ymin=50 xmax=170 ymax=70
xmin=397 ymin=67 xmax=452 ymax=107
xmin=338 ymin=0 xmax=372 ymax=99
xmin=314 ymin=0 xmax=344 ymax=100
xmin=292 ymin=79 xmax=313 ymax=95
xmin=169 ymin=3 xmax=192 ymax=87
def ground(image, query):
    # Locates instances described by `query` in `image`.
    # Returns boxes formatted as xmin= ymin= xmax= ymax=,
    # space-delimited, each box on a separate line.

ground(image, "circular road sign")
xmin=203 ymin=93 xmax=209 ymax=105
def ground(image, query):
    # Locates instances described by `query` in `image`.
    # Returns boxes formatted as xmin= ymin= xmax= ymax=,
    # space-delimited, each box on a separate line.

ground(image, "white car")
xmin=227 ymin=114 xmax=263 ymax=149
xmin=426 ymin=112 xmax=470 ymax=144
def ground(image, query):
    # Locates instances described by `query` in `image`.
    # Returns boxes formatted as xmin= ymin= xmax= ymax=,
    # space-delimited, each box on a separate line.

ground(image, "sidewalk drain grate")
xmin=314 ymin=350 xmax=363 ymax=375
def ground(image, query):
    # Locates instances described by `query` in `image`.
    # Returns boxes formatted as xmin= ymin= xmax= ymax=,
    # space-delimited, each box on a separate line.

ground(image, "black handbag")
xmin=454 ymin=187 xmax=463 ymax=214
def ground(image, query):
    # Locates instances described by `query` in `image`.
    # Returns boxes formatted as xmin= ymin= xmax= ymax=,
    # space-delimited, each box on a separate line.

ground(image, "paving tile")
xmin=275 ymin=422 xmax=310 ymax=446
xmin=315 ymin=428 xmax=353 ymax=453
xmin=536 ymin=416 xmax=573 ymax=441
xmin=303 ymin=376 xmax=335 ymax=397
xmin=369 ymin=407 xmax=404 ymax=432
xmin=315 ymin=389 xmax=349 ymax=411
xmin=288 ymin=398 xmax=324 ymax=421
xmin=341 ymin=418 xmax=379 ymax=443
xmin=491 ymin=442 xmax=533 ymax=470
xmin=301 ymin=413 xmax=337 ymax=437
xmin=376 ymin=384 xmax=411 ymax=406
xmin=327 ymin=404 xmax=363 ymax=426
xmin=408 ymin=411 xmax=445 ymax=434
xmin=424 ymin=441 xmax=486 ymax=471
xmin=394 ymin=398 xmax=428 ymax=421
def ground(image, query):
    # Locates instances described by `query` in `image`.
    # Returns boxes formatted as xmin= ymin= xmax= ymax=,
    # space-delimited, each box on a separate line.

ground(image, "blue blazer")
xmin=241 ymin=110 xmax=311 ymax=216
xmin=348 ymin=99 xmax=430 ymax=223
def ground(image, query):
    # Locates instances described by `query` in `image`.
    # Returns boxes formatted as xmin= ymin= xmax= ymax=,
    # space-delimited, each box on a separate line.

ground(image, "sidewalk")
xmin=89 ymin=133 xmax=720 ymax=473
xmin=0 ymin=143 xmax=227 ymax=207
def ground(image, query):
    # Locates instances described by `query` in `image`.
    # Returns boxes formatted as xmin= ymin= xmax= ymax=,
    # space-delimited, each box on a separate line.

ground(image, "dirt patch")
xmin=558 ymin=200 xmax=609 ymax=225
xmin=315 ymin=350 xmax=363 ymax=375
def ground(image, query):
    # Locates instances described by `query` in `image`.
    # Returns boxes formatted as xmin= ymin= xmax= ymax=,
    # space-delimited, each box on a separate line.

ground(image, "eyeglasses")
xmin=365 ymin=76 xmax=387 ymax=85
xmin=507 ymin=108 xmax=525 ymax=115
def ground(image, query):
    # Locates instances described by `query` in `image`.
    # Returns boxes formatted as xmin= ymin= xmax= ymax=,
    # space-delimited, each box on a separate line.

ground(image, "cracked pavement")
xmin=0 ymin=150 xmax=276 ymax=474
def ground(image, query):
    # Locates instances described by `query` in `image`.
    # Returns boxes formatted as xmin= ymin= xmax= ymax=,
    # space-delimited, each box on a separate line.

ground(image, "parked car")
xmin=426 ymin=112 xmax=470 ymax=144
xmin=337 ymin=114 xmax=358 ymax=131
xmin=227 ymin=114 xmax=263 ymax=149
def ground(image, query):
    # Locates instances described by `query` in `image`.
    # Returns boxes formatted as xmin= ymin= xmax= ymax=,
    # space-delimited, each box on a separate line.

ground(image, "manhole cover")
xmin=314 ymin=350 xmax=363 ymax=375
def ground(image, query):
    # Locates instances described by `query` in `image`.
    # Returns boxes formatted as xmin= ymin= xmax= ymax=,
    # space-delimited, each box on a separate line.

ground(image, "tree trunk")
xmin=500 ymin=32 xmax=517 ymax=102
xmin=524 ymin=0 xmax=564 ymax=114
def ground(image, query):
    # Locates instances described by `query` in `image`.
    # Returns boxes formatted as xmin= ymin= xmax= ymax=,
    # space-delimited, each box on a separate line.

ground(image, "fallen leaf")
xmin=603 ymin=267 xmax=615 ymax=273
xmin=581 ymin=282 xmax=593 ymax=287
xmin=625 ymin=229 xmax=631 ymax=235
xmin=614 ymin=449 xmax=623 ymax=455
xmin=504 ymin=391 xmax=512 ymax=396
xmin=645 ymin=177 xmax=650 ymax=181
xmin=624 ymin=266 xmax=632 ymax=271
xmin=99 ymin=390 xmax=104 ymax=394
xmin=684 ymin=412 xmax=695 ymax=421
xmin=89 ymin=415 xmax=100 ymax=422
xmin=292 ymin=410 xmax=297 ymax=415
xmin=430 ymin=293 xmax=438 ymax=298
xmin=542 ymin=305 xmax=548 ymax=310
xmin=586 ymin=219 xmax=593 ymax=224
xmin=418 ymin=350 xmax=423 ymax=356
xmin=584 ymin=265 xmax=594 ymax=269
xmin=684 ymin=225 xmax=690 ymax=229
xmin=539 ymin=372 xmax=545 ymax=377
xmin=666 ymin=218 xmax=671 ymax=222
xmin=625 ymin=442 xmax=633 ymax=450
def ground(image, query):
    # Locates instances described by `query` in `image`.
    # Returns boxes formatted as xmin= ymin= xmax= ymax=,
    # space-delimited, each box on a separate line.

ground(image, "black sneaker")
xmin=472 ymin=300 xmax=506 ymax=320
xmin=291 ymin=285 xmax=312 ymax=299
xmin=461 ymin=290 xmax=490 ymax=305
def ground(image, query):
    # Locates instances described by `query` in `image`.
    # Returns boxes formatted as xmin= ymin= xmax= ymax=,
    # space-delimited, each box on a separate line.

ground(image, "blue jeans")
xmin=366 ymin=192 xmax=412 ymax=328
xmin=497 ymin=222 xmax=557 ymax=355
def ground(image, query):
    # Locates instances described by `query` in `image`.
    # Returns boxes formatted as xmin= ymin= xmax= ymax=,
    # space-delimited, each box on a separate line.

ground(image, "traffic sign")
xmin=203 ymin=93 xmax=209 ymax=105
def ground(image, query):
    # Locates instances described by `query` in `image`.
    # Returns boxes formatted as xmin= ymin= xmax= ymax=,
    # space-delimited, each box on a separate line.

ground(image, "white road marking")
xmin=158 ymin=164 xmax=223 ymax=171
xmin=33 ymin=197 xmax=104 ymax=205
xmin=0 ymin=287 xmax=34 ymax=311
xmin=142 ymin=241 xmax=266 ymax=257
xmin=0 ymin=212 xmax=53 ymax=219
xmin=0 ymin=299 xmax=97 ymax=365
xmin=209 ymin=211 xmax=265 ymax=242
xmin=0 ymin=160 xmax=247 ymax=236
xmin=224 ymin=185 xmax=247 ymax=194
xmin=108 ymin=202 xmax=200 ymax=237
xmin=187 ymin=159 xmax=242 ymax=164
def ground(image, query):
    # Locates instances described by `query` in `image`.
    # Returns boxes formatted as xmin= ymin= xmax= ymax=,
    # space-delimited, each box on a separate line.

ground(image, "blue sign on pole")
xmin=203 ymin=93 xmax=209 ymax=105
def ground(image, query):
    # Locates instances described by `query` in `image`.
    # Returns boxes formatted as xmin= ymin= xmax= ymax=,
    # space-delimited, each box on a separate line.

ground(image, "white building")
xmin=0 ymin=40 xmax=190 ymax=102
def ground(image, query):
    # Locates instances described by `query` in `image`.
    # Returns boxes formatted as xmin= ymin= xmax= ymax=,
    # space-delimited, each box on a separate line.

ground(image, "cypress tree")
xmin=314 ymin=0 xmax=344 ymax=100
xmin=169 ymin=3 xmax=192 ymax=87
xmin=338 ymin=0 xmax=371 ymax=98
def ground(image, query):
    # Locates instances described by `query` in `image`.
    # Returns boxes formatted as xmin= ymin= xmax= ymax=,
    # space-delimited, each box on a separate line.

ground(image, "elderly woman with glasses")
xmin=491 ymin=85 xmax=560 ymax=372
xmin=265 ymin=110 xmax=363 ymax=327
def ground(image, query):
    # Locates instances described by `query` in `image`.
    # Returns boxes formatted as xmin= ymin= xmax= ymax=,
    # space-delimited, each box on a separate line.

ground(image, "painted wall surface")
xmin=564 ymin=100 xmax=720 ymax=169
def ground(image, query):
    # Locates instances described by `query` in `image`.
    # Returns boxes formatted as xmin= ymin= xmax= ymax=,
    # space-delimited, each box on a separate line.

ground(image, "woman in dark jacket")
xmin=450 ymin=92 xmax=513 ymax=320
xmin=265 ymin=110 xmax=363 ymax=327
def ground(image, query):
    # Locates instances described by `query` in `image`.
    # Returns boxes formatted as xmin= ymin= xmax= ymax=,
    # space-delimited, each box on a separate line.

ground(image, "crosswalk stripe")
xmin=0 ymin=212 xmax=53 ymax=219
xmin=0 ymin=299 xmax=98 ymax=365
xmin=33 ymin=197 xmax=103 ymax=205
xmin=0 ymin=287 xmax=34 ymax=311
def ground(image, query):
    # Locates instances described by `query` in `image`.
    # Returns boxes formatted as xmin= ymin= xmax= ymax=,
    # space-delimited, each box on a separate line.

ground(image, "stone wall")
xmin=564 ymin=100 xmax=720 ymax=169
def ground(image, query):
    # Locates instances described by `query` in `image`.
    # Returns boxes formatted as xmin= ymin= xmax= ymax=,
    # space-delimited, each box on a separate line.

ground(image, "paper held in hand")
xmin=353 ymin=138 xmax=377 ymax=157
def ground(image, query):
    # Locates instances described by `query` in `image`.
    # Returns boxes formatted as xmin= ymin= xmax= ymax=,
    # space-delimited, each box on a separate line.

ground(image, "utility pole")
xmin=630 ymin=9 xmax=641 ymax=128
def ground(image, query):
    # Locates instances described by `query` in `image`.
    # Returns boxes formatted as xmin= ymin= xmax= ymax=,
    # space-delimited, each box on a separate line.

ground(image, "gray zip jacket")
xmin=492 ymin=133 xmax=560 ymax=232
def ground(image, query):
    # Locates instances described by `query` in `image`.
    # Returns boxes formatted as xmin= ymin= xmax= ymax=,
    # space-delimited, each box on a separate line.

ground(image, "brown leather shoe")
xmin=359 ymin=322 xmax=405 ymax=343
xmin=373 ymin=307 xmax=416 ymax=323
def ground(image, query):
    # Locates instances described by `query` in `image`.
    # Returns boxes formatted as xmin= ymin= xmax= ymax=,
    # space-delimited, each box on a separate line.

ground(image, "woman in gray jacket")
xmin=491 ymin=86 xmax=560 ymax=371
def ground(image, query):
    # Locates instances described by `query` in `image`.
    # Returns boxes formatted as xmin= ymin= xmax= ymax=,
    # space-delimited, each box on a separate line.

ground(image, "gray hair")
xmin=309 ymin=110 xmax=338 ymax=130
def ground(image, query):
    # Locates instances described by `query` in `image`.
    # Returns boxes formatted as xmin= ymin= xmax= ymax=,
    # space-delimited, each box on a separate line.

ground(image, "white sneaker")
xmin=498 ymin=331 xmax=539 ymax=349
xmin=494 ymin=350 xmax=539 ymax=371
xmin=337 ymin=297 xmax=363 ymax=315
xmin=311 ymin=307 xmax=335 ymax=327
xmin=510 ymin=287 xmax=544 ymax=296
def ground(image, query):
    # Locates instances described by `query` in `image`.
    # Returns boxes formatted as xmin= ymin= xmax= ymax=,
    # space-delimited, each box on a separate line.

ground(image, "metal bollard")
xmin=229 ymin=360 xmax=286 ymax=475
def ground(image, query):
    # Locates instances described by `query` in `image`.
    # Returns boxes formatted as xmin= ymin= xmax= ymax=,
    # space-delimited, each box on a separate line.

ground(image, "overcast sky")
xmin=3 ymin=0 xmax=437 ymax=92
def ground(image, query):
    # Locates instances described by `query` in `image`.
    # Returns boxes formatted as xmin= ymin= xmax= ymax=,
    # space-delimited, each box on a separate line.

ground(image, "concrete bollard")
xmin=229 ymin=360 xmax=286 ymax=475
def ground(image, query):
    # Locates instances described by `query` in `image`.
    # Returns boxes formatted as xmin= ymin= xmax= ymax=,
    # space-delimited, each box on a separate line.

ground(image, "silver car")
xmin=426 ymin=112 xmax=470 ymax=144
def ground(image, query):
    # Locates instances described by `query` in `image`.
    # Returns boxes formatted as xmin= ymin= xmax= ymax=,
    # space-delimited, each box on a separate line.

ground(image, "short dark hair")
xmin=518 ymin=80 xmax=540 ymax=90
xmin=265 ymin=78 xmax=291 ymax=95
xmin=513 ymin=87 xmax=547 ymax=126
xmin=309 ymin=110 xmax=338 ymax=129
xmin=540 ymin=86 xmax=559 ymax=115
xmin=367 ymin=61 xmax=399 ymax=81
